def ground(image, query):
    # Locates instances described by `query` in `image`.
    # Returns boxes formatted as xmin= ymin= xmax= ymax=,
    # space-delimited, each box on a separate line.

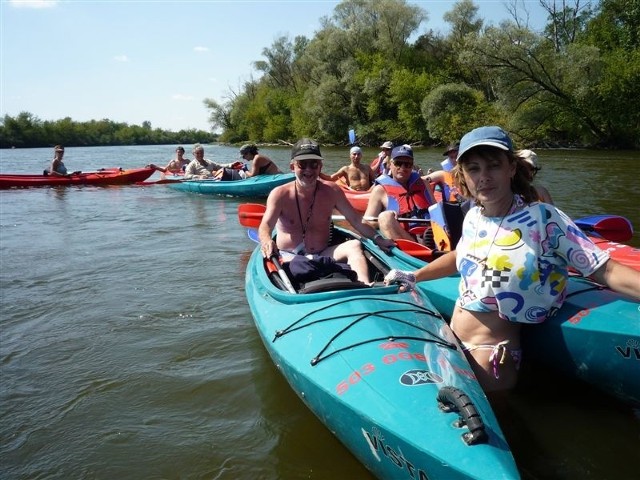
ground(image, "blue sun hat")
xmin=391 ymin=144 xmax=413 ymax=160
xmin=456 ymin=126 xmax=513 ymax=162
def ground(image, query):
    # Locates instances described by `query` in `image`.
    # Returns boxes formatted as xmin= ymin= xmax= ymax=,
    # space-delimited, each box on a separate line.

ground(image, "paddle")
xmin=348 ymin=129 xmax=356 ymax=145
xmin=135 ymin=178 xmax=183 ymax=186
xmin=574 ymin=215 xmax=633 ymax=243
xmin=239 ymin=203 xmax=432 ymax=226
xmin=331 ymin=215 xmax=431 ymax=224
xmin=393 ymin=239 xmax=435 ymax=261
xmin=240 ymin=208 xmax=294 ymax=292
xmin=238 ymin=203 xmax=267 ymax=228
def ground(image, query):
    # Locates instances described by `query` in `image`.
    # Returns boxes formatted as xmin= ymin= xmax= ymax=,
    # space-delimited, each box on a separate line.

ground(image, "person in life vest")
xmin=363 ymin=144 xmax=436 ymax=243
xmin=369 ymin=141 xmax=393 ymax=177
xmin=425 ymin=142 xmax=465 ymax=202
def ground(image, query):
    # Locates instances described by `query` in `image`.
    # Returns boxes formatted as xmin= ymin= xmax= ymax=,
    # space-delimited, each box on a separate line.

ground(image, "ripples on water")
xmin=1 ymin=145 xmax=638 ymax=479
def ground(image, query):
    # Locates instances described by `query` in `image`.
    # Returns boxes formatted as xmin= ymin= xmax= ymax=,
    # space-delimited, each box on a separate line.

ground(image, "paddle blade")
xmin=575 ymin=215 xmax=633 ymax=243
xmin=394 ymin=239 xmax=434 ymax=261
xmin=348 ymin=129 xmax=356 ymax=145
xmin=247 ymin=228 xmax=260 ymax=243
xmin=238 ymin=203 xmax=267 ymax=228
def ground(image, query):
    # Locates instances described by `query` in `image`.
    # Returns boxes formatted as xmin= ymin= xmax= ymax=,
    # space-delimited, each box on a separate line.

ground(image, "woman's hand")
xmin=384 ymin=269 xmax=416 ymax=291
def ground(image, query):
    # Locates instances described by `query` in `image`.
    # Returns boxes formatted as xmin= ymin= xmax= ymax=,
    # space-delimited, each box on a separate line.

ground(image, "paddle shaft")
xmin=332 ymin=215 xmax=431 ymax=224
xmin=270 ymin=255 xmax=296 ymax=293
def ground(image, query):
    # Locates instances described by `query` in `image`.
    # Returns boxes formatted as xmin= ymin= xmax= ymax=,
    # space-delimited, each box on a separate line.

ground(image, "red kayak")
xmin=340 ymin=185 xmax=371 ymax=213
xmin=588 ymin=236 xmax=640 ymax=271
xmin=0 ymin=167 xmax=155 ymax=189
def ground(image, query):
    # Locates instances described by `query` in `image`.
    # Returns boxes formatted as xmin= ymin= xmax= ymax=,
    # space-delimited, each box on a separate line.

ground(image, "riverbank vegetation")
xmin=205 ymin=0 xmax=638 ymax=149
xmin=0 ymin=114 xmax=217 ymax=149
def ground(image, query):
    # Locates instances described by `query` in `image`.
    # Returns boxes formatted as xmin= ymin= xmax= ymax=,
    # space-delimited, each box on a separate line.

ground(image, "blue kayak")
xmin=168 ymin=173 xmax=294 ymax=197
xmin=387 ymin=246 xmax=640 ymax=406
xmin=245 ymin=227 xmax=519 ymax=479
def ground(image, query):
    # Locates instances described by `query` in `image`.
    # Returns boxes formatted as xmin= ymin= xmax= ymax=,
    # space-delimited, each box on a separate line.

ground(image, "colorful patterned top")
xmin=455 ymin=195 xmax=610 ymax=323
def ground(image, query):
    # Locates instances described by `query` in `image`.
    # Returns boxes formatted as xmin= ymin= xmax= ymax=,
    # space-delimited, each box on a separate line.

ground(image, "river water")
xmin=1 ymin=144 xmax=638 ymax=480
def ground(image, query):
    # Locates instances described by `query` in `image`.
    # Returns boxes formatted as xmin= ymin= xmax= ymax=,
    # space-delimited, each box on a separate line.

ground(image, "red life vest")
xmin=375 ymin=173 xmax=435 ymax=232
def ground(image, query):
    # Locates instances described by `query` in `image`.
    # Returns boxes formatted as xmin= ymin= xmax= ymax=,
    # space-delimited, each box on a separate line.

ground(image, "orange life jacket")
xmin=375 ymin=173 xmax=435 ymax=232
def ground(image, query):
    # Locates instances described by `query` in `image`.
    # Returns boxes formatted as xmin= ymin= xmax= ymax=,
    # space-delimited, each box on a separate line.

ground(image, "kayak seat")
xmin=299 ymin=274 xmax=367 ymax=294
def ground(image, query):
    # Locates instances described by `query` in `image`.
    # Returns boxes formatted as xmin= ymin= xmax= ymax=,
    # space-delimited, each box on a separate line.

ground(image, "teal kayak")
xmin=245 ymin=227 xmax=519 ymax=479
xmin=386 ymin=245 xmax=640 ymax=406
xmin=168 ymin=173 xmax=294 ymax=197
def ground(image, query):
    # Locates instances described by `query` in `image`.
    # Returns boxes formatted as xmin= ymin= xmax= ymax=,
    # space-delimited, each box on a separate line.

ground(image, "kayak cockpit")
xmin=265 ymin=227 xmax=390 ymax=294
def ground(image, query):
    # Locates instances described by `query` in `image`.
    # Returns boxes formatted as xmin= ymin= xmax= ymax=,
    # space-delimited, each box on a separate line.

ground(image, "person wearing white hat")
xmin=370 ymin=141 xmax=394 ymax=177
xmin=320 ymin=145 xmax=375 ymax=191
xmin=518 ymin=149 xmax=553 ymax=204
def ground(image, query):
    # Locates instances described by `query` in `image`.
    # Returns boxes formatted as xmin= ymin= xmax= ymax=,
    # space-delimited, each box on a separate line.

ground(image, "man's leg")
xmin=324 ymin=240 xmax=370 ymax=283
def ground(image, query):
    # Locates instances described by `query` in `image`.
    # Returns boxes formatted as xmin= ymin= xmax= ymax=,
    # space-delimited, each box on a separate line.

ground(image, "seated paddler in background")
xmin=46 ymin=145 xmax=70 ymax=176
xmin=258 ymin=138 xmax=395 ymax=285
xmin=424 ymin=142 xmax=465 ymax=203
xmin=319 ymin=146 xmax=375 ymax=191
xmin=363 ymin=144 xmax=437 ymax=246
xmin=239 ymin=144 xmax=282 ymax=177
xmin=149 ymin=146 xmax=189 ymax=174
xmin=519 ymin=149 xmax=553 ymax=204
xmin=370 ymin=141 xmax=394 ymax=177
xmin=184 ymin=144 xmax=242 ymax=180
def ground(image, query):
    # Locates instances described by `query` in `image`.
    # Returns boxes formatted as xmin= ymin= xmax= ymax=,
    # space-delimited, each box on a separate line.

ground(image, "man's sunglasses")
xmin=295 ymin=160 xmax=320 ymax=170
xmin=392 ymin=160 xmax=413 ymax=168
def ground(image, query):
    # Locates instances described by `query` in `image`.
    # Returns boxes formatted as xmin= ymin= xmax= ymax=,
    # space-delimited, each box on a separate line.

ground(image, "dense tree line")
xmin=0 ymin=112 xmax=217 ymax=149
xmin=205 ymin=0 xmax=639 ymax=149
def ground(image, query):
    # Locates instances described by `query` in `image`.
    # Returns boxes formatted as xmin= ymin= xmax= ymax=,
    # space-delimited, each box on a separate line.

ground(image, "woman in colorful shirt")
xmin=385 ymin=126 xmax=640 ymax=400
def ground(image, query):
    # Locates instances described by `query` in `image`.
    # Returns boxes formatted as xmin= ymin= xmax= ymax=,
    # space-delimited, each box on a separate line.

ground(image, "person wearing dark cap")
xmin=425 ymin=142 xmax=463 ymax=202
xmin=239 ymin=144 xmax=281 ymax=177
xmin=363 ymin=144 xmax=436 ymax=244
xmin=370 ymin=141 xmax=393 ymax=177
xmin=258 ymin=138 xmax=395 ymax=284
xmin=385 ymin=125 xmax=640 ymax=401
xmin=320 ymin=146 xmax=376 ymax=191
xmin=149 ymin=146 xmax=190 ymax=174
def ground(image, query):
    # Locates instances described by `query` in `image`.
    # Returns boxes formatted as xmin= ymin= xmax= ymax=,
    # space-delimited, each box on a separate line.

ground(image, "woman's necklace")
xmin=473 ymin=197 xmax=514 ymax=271
xmin=295 ymin=181 xmax=319 ymax=248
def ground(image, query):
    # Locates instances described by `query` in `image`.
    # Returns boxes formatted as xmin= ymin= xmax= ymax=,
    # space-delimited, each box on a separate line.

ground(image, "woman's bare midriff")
xmin=450 ymin=306 xmax=522 ymax=392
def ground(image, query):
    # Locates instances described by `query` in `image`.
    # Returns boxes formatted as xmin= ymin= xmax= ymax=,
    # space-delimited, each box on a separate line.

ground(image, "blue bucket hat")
xmin=391 ymin=144 xmax=413 ymax=160
xmin=456 ymin=126 xmax=513 ymax=162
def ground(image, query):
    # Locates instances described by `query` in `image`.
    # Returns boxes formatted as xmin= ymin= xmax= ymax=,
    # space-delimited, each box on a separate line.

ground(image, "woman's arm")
xmin=414 ymin=250 xmax=458 ymax=281
xmin=590 ymin=259 xmax=640 ymax=300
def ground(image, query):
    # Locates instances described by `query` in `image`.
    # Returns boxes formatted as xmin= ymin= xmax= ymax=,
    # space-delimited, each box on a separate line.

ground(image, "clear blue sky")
xmin=1 ymin=0 xmax=547 ymax=133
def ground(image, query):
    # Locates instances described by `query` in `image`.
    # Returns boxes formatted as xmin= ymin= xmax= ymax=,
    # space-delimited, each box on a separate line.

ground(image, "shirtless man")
xmin=149 ymin=146 xmax=189 ymax=173
xmin=259 ymin=139 xmax=395 ymax=283
xmin=320 ymin=146 xmax=376 ymax=191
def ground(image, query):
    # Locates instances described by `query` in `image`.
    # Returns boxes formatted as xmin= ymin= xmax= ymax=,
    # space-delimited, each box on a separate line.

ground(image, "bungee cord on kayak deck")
xmin=271 ymin=297 xmax=458 ymax=366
